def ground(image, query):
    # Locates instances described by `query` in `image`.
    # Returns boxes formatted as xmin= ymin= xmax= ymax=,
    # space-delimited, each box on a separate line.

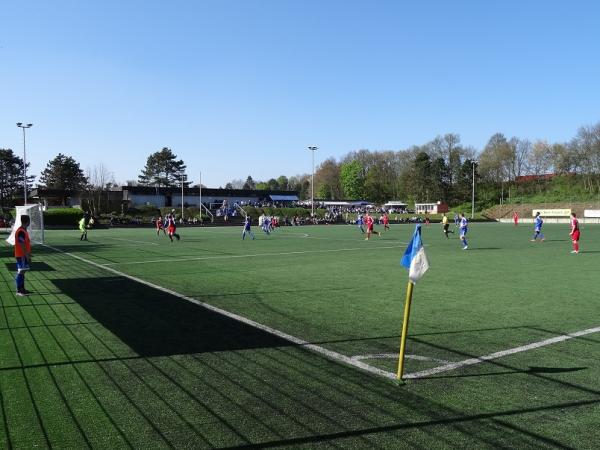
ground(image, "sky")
xmin=1 ymin=0 xmax=599 ymax=188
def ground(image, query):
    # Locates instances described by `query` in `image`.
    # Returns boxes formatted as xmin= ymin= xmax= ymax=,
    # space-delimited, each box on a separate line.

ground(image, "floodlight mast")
xmin=16 ymin=122 xmax=33 ymax=205
xmin=308 ymin=146 xmax=318 ymax=219
xmin=471 ymin=160 xmax=477 ymax=219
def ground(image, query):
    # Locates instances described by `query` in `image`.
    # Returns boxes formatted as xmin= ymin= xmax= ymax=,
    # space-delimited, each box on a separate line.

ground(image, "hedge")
xmin=44 ymin=208 xmax=85 ymax=226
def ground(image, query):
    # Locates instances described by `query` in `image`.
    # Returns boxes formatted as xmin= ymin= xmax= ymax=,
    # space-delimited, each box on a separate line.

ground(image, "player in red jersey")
xmin=364 ymin=213 xmax=380 ymax=240
xmin=156 ymin=216 xmax=166 ymax=236
xmin=166 ymin=214 xmax=181 ymax=242
xmin=513 ymin=211 xmax=519 ymax=226
xmin=382 ymin=213 xmax=390 ymax=231
xmin=569 ymin=212 xmax=580 ymax=254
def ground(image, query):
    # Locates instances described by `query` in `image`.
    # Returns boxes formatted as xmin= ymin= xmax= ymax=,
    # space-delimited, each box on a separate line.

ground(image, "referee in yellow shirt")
xmin=442 ymin=213 xmax=453 ymax=239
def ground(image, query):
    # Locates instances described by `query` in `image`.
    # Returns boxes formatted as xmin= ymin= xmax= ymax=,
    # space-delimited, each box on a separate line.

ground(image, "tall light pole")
xmin=471 ymin=160 xmax=477 ymax=219
xmin=307 ymin=146 xmax=318 ymax=218
xmin=180 ymin=173 xmax=187 ymax=219
xmin=16 ymin=122 xmax=33 ymax=205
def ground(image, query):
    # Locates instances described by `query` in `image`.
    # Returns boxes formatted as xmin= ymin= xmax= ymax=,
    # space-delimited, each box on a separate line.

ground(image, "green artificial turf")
xmin=1 ymin=222 xmax=599 ymax=448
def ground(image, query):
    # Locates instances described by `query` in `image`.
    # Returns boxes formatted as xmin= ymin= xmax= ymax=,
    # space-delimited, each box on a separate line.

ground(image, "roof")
xmin=269 ymin=194 xmax=299 ymax=201
xmin=384 ymin=201 xmax=407 ymax=206
xmin=122 ymin=186 xmax=298 ymax=197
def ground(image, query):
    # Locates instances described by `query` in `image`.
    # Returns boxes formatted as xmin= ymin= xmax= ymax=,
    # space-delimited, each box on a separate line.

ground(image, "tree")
xmin=266 ymin=178 xmax=280 ymax=190
xmin=276 ymin=175 xmax=289 ymax=191
xmin=478 ymin=133 xmax=512 ymax=183
xmin=226 ymin=179 xmax=245 ymax=189
xmin=314 ymin=158 xmax=342 ymax=200
xmin=411 ymin=152 xmax=433 ymax=201
xmin=242 ymin=176 xmax=256 ymax=190
xmin=255 ymin=182 xmax=268 ymax=190
xmin=138 ymin=147 xmax=187 ymax=188
xmin=529 ymin=140 xmax=553 ymax=176
xmin=0 ymin=149 xmax=33 ymax=207
xmin=363 ymin=165 xmax=392 ymax=204
xmin=339 ymin=160 xmax=364 ymax=199
xmin=85 ymin=163 xmax=115 ymax=216
xmin=39 ymin=153 xmax=88 ymax=205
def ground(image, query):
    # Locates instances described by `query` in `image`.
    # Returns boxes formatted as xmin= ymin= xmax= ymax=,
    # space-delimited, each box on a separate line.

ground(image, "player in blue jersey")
xmin=530 ymin=212 xmax=545 ymax=242
xmin=242 ymin=215 xmax=255 ymax=240
xmin=357 ymin=213 xmax=365 ymax=233
xmin=459 ymin=213 xmax=469 ymax=250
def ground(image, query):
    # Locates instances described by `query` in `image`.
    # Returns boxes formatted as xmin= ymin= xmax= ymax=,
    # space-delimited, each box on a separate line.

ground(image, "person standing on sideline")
xmin=513 ymin=211 xmax=519 ymax=226
xmin=242 ymin=215 xmax=255 ymax=240
xmin=442 ymin=213 xmax=453 ymax=239
xmin=14 ymin=215 xmax=32 ymax=296
xmin=570 ymin=212 xmax=580 ymax=254
xmin=530 ymin=212 xmax=545 ymax=242
xmin=459 ymin=213 xmax=469 ymax=250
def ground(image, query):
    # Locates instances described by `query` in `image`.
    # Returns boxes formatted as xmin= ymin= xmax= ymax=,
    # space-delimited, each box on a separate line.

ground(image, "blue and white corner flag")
xmin=400 ymin=224 xmax=429 ymax=283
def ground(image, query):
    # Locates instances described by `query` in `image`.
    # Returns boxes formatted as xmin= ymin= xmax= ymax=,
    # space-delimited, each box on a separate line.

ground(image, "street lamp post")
xmin=471 ymin=160 xmax=477 ymax=219
xmin=16 ymin=122 xmax=33 ymax=205
xmin=307 ymin=146 xmax=318 ymax=218
xmin=180 ymin=174 xmax=187 ymax=219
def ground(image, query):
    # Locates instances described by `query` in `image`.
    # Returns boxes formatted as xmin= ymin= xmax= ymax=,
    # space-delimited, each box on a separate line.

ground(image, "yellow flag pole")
xmin=397 ymin=280 xmax=414 ymax=380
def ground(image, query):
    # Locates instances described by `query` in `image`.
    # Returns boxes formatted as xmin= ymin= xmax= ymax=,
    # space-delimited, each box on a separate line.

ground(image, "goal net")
xmin=6 ymin=204 xmax=45 ymax=245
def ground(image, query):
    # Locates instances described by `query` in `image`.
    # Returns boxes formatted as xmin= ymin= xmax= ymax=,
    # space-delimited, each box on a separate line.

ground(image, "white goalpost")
xmin=6 ymin=204 xmax=45 ymax=245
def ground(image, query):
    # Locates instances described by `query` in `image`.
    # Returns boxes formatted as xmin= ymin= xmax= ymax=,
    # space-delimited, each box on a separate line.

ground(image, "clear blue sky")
xmin=2 ymin=0 xmax=599 ymax=188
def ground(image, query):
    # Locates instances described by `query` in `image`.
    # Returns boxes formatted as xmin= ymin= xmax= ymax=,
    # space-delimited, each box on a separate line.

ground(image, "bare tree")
xmin=529 ymin=140 xmax=553 ymax=176
xmin=86 ymin=163 xmax=115 ymax=216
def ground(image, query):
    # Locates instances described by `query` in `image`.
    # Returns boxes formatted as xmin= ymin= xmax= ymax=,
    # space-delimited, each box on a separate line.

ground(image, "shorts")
xmin=16 ymin=257 xmax=30 ymax=273
xmin=443 ymin=224 xmax=449 ymax=232
xmin=572 ymin=230 xmax=580 ymax=241
xmin=168 ymin=226 xmax=176 ymax=234
xmin=460 ymin=229 xmax=468 ymax=238
xmin=367 ymin=225 xmax=374 ymax=232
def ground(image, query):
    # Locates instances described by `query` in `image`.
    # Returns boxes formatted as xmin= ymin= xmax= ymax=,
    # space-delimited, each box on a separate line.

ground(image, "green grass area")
xmin=1 ymin=222 xmax=599 ymax=448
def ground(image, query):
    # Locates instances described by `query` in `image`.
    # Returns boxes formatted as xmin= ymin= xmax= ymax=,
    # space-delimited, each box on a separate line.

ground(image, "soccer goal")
xmin=6 ymin=204 xmax=45 ymax=245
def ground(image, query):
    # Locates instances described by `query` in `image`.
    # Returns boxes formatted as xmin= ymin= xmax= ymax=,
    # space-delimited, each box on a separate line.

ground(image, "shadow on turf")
xmin=4 ymin=261 xmax=55 ymax=272
xmin=309 ymin=325 xmax=534 ymax=346
xmin=421 ymin=366 xmax=588 ymax=380
xmin=51 ymin=276 xmax=292 ymax=356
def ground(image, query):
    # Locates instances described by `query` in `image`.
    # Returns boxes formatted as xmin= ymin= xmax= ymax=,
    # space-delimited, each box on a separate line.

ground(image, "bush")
xmin=44 ymin=208 xmax=85 ymax=226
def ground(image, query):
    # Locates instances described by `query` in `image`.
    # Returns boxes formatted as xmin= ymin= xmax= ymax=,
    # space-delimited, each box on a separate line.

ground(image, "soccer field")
xmin=1 ymin=222 xmax=599 ymax=448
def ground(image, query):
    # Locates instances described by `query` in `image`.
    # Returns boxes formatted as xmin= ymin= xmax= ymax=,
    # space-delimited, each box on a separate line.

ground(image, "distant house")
xmin=30 ymin=188 xmax=85 ymax=207
xmin=414 ymin=201 xmax=448 ymax=214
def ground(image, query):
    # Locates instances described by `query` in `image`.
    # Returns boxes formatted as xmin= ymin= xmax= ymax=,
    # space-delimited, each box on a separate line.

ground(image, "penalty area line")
xmin=100 ymin=244 xmax=406 ymax=266
xmin=404 ymin=326 xmax=600 ymax=379
xmin=43 ymin=244 xmax=397 ymax=381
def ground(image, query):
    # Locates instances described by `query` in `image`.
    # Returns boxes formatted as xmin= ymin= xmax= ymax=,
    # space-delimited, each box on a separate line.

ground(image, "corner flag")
xmin=400 ymin=224 xmax=429 ymax=283
xmin=397 ymin=224 xmax=429 ymax=380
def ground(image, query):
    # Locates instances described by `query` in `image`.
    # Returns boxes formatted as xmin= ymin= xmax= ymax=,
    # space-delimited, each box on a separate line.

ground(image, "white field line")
xmin=104 ymin=237 xmax=159 ymax=246
xmin=100 ymin=245 xmax=405 ymax=266
xmin=43 ymin=244 xmax=398 ymax=381
xmin=351 ymin=353 xmax=451 ymax=364
xmin=404 ymin=326 xmax=600 ymax=379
